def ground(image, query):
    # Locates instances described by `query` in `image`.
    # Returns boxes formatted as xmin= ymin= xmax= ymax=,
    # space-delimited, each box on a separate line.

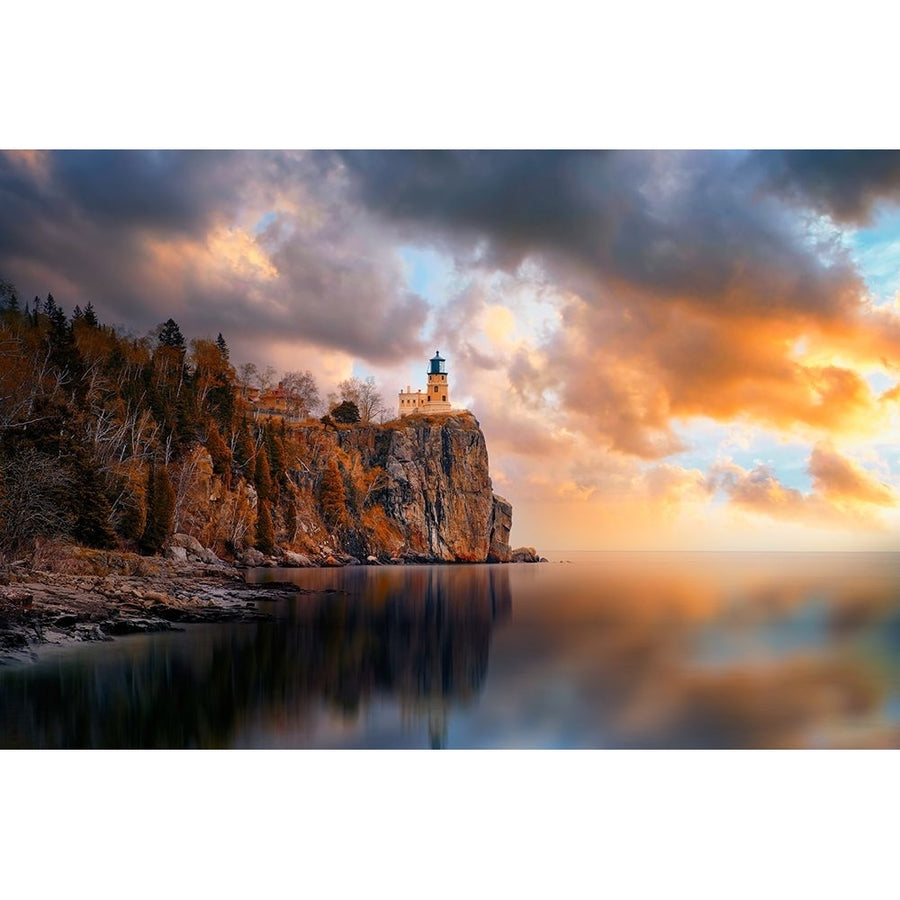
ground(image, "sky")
xmin=3 ymin=149 xmax=900 ymax=551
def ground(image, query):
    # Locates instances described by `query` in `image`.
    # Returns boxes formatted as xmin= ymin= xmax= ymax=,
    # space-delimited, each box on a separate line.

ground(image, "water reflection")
xmin=3 ymin=554 xmax=900 ymax=748
xmin=0 ymin=566 xmax=511 ymax=749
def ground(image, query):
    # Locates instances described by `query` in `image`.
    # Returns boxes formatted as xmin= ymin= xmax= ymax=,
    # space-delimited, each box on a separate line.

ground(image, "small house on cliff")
xmin=398 ymin=351 xmax=452 ymax=417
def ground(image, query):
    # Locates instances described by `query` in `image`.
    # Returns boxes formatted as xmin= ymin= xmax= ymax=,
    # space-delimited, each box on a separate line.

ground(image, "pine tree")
xmin=255 ymin=498 xmax=275 ymax=554
xmin=284 ymin=501 xmax=298 ymax=545
xmin=331 ymin=400 xmax=361 ymax=424
xmin=215 ymin=333 xmax=229 ymax=360
xmin=83 ymin=302 xmax=98 ymax=327
xmin=157 ymin=318 xmax=186 ymax=351
xmin=70 ymin=448 xmax=117 ymax=548
xmin=206 ymin=420 xmax=233 ymax=483
xmin=254 ymin=446 xmax=273 ymax=502
xmin=0 ymin=279 xmax=19 ymax=312
xmin=140 ymin=463 xmax=176 ymax=554
xmin=265 ymin=423 xmax=286 ymax=488
xmin=319 ymin=456 xmax=348 ymax=529
xmin=233 ymin=421 xmax=255 ymax=474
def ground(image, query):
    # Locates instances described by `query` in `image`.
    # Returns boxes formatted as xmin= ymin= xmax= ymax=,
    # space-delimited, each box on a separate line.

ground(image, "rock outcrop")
xmin=488 ymin=495 xmax=513 ymax=563
xmin=169 ymin=411 xmax=515 ymax=566
xmin=333 ymin=412 xmax=512 ymax=563
xmin=510 ymin=546 xmax=543 ymax=563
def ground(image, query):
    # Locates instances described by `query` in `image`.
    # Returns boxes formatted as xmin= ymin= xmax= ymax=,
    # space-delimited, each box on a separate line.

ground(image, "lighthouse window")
xmin=434 ymin=385 xmax=439 ymax=393
xmin=442 ymin=395 xmax=446 ymax=401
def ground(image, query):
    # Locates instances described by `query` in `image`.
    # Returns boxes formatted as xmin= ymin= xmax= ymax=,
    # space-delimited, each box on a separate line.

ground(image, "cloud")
xmin=710 ymin=446 xmax=897 ymax=530
xmin=753 ymin=150 xmax=900 ymax=224
xmin=339 ymin=150 xmax=900 ymax=459
xmin=809 ymin=443 xmax=897 ymax=506
xmin=0 ymin=150 xmax=428 ymax=366
xmin=339 ymin=150 xmax=863 ymax=319
xmin=6 ymin=149 xmax=900 ymax=548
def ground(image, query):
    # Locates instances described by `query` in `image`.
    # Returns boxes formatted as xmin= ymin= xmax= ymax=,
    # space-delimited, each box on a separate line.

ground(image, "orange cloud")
xmin=710 ymin=448 xmax=897 ymax=531
xmin=541 ymin=288 xmax=900 ymax=460
xmin=809 ymin=444 xmax=897 ymax=506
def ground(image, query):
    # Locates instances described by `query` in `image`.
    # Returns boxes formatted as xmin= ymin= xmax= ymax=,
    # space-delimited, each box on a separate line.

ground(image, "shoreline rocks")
xmin=1 ymin=529 xmax=547 ymax=667
xmin=0 ymin=557 xmax=317 ymax=668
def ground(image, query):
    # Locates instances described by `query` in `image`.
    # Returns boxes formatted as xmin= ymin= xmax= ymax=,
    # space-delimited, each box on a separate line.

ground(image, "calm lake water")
xmin=3 ymin=552 xmax=900 ymax=749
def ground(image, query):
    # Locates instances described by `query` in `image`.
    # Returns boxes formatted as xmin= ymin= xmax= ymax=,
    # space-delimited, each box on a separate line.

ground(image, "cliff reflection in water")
xmin=0 ymin=566 xmax=511 ymax=749
xmin=6 ymin=554 xmax=900 ymax=748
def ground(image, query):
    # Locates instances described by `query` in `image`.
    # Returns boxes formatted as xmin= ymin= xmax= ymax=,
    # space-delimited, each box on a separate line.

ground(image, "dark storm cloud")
xmin=338 ymin=149 xmax=862 ymax=320
xmin=0 ymin=151 xmax=242 ymax=246
xmin=0 ymin=150 xmax=427 ymax=363
xmin=752 ymin=150 xmax=900 ymax=224
xmin=50 ymin=150 xmax=240 ymax=232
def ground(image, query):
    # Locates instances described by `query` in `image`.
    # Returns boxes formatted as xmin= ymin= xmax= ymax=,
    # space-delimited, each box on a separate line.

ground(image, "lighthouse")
xmin=398 ymin=351 xmax=452 ymax=416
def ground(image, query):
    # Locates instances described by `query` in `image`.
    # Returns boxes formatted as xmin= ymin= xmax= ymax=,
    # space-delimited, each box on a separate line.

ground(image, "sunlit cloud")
xmin=4 ymin=149 xmax=900 ymax=549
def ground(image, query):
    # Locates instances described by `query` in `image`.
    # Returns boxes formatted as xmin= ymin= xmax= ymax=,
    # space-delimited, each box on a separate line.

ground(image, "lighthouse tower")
xmin=398 ymin=350 xmax=452 ymax=416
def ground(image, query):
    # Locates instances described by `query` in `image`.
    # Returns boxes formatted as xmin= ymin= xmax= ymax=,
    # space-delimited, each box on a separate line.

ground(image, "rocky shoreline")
xmin=0 ymin=556 xmax=315 ymax=667
xmin=0 ymin=537 xmax=546 ymax=668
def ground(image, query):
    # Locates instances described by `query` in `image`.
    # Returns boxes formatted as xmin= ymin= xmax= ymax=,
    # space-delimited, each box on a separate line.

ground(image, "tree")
xmin=237 ymin=362 xmax=258 ymax=394
xmin=264 ymin=422 xmax=286 ymax=486
xmin=319 ymin=456 xmax=348 ymax=529
xmin=157 ymin=318 xmax=186 ymax=352
xmin=0 ymin=447 xmax=73 ymax=555
xmin=284 ymin=500 xmax=298 ymax=545
xmin=205 ymin=420 xmax=233 ymax=483
xmin=215 ymin=333 xmax=229 ymax=360
xmin=254 ymin=445 xmax=273 ymax=502
xmin=257 ymin=365 xmax=277 ymax=394
xmin=0 ymin=279 xmax=19 ymax=312
xmin=83 ymin=302 xmax=98 ymax=328
xmin=69 ymin=446 xmax=117 ymax=548
xmin=281 ymin=369 xmax=321 ymax=419
xmin=233 ymin=420 xmax=255 ymax=473
xmin=140 ymin=462 xmax=176 ymax=554
xmin=331 ymin=400 xmax=360 ymax=424
xmin=190 ymin=338 xmax=236 ymax=430
xmin=332 ymin=376 xmax=386 ymax=424
xmin=255 ymin=499 xmax=275 ymax=553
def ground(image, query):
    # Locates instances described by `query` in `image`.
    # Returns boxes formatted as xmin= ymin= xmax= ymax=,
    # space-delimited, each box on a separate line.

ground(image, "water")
xmin=3 ymin=552 xmax=900 ymax=748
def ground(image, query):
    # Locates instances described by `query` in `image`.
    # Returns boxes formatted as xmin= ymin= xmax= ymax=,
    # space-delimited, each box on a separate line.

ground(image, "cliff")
xmin=74 ymin=410 xmax=513 ymax=567
xmin=0 ymin=301 xmax=516 ymax=568
xmin=331 ymin=411 xmax=511 ymax=563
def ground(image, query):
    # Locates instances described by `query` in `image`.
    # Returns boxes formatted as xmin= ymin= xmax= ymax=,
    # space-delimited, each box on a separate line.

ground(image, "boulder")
xmin=511 ymin=546 xmax=540 ymax=563
xmin=242 ymin=548 xmax=266 ymax=567
xmin=165 ymin=546 xmax=188 ymax=563
xmin=281 ymin=551 xmax=313 ymax=567
xmin=170 ymin=533 xmax=221 ymax=565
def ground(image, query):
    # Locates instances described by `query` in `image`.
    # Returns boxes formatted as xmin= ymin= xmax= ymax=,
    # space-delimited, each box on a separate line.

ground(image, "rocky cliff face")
xmin=488 ymin=495 xmax=513 ymax=563
xmin=168 ymin=410 xmax=512 ymax=565
xmin=335 ymin=412 xmax=511 ymax=563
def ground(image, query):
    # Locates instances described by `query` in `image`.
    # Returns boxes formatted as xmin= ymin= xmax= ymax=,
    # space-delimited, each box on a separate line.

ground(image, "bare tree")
xmin=331 ymin=376 xmax=386 ymax=424
xmin=281 ymin=370 xmax=321 ymax=420
xmin=258 ymin=365 xmax=278 ymax=394
xmin=237 ymin=362 xmax=258 ymax=394
xmin=0 ymin=447 xmax=74 ymax=555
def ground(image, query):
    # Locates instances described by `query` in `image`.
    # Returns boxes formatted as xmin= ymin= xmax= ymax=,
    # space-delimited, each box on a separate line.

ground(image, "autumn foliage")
xmin=0 ymin=283 xmax=398 ymax=563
